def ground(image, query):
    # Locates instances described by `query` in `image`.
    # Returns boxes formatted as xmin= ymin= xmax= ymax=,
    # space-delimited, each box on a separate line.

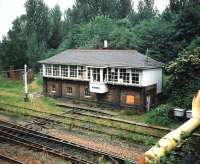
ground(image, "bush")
xmin=145 ymin=104 xmax=174 ymax=126
xmin=166 ymin=47 xmax=200 ymax=109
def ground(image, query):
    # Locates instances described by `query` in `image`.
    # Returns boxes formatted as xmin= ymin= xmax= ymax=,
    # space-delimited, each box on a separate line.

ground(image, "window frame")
xmin=70 ymin=66 xmax=77 ymax=78
xmin=61 ymin=65 xmax=68 ymax=78
xmin=131 ymin=69 xmax=140 ymax=84
xmin=84 ymin=87 xmax=90 ymax=97
xmin=51 ymin=84 xmax=56 ymax=93
xmin=92 ymin=68 xmax=100 ymax=82
xmin=66 ymin=87 xmax=72 ymax=96
xmin=46 ymin=64 xmax=52 ymax=76
xmin=120 ymin=68 xmax=130 ymax=84
xmin=53 ymin=65 xmax=60 ymax=77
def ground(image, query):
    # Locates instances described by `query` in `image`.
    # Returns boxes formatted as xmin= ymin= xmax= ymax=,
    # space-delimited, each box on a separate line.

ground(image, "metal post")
xmin=24 ymin=64 xmax=28 ymax=102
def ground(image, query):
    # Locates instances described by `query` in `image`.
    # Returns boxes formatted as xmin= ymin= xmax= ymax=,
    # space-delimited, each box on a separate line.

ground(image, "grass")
xmin=0 ymin=74 xmax=179 ymax=129
xmin=0 ymin=74 xmax=63 ymax=114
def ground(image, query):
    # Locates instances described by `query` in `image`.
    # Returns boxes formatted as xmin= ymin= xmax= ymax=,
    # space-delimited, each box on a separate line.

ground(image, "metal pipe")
xmin=145 ymin=90 xmax=200 ymax=163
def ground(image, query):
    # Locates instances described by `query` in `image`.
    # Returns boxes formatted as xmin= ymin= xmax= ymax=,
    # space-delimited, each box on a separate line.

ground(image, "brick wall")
xmin=45 ymin=78 xmax=157 ymax=110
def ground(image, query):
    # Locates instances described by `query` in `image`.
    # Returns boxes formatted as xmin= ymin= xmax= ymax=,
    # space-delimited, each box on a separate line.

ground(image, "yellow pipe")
xmin=145 ymin=90 xmax=200 ymax=163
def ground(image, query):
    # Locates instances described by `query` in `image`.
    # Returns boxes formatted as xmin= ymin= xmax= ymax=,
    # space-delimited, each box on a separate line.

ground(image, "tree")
xmin=116 ymin=0 xmax=132 ymax=19
xmin=48 ymin=4 xmax=63 ymax=49
xmin=70 ymin=16 xmax=113 ymax=48
xmin=67 ymin=0 xmax=132 ymax=24
xmin=109 ymin=18 xmax=133 ymax=49
xmin=25 ymin=0 xmax=50 ymax=43
xmin=166 ymin=47 xmax=200 ymax=108
xmin=172 ymin=4 xmax=200 ymax=47
xmin=136 ymin=0 xmax=157 ymax=22
xmin=25 ymin=0 xmax=50 ymax=69
xmin=0 ymin=16 xmax=28 ymax=70
xmin=26 ymin=34 xmax=46 ymax=70
xmin=131 ymin=18 xmax=175 ymax=62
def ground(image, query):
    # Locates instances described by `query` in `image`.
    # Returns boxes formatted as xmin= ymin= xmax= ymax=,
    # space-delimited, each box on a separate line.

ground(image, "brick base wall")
xmin=44 ymin=77 xmax=157 ymax=110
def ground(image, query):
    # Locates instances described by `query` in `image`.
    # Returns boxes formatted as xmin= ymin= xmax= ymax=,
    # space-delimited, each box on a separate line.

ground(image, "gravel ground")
xmin=0 ymin=142 xmax=71 ymax=164
xmin=0 ymin=113 xmax=146 ymax=162
xmin=51 ymin=129 xmax=143 ymax=161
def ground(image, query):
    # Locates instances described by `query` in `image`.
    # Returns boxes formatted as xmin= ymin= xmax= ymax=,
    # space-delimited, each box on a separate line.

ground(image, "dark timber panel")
xmin=44 ymin=78 xmax=158 ymax=110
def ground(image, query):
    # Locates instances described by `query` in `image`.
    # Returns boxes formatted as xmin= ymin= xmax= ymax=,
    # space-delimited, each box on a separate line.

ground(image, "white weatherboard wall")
xmin=141 ymin=68 xmax=162 ymax=94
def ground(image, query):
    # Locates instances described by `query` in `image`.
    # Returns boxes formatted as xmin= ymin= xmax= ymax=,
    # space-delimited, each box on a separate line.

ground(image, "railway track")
xmin=0 ymin=103 xmax=199 ymax=144
xmin=0 ymin=154 xmax=23 ymax=164
xmin=0 ymin=119 xmax=130 ymax=164
xmin=0 ymin=103 xmax=165 ymax=137
xmin=0 ymin=104 xmax=161 ymax=145
xmin=56 ymin=103 xmax=117 ymax=117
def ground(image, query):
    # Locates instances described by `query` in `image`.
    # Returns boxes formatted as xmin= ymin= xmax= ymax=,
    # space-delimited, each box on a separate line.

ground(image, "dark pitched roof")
xmin=38 ymin=49 xmax=164 ymax=69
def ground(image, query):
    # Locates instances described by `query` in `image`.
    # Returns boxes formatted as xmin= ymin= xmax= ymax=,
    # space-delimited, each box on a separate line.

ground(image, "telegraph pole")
xmin=24 ymin=64 xmax=28 ymax=102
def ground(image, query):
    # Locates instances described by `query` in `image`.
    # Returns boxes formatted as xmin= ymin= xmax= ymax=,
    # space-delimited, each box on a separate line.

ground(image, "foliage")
xmin=71 ymin=16 xmax=113 ymax=48
xmin=137 ymin=0 xmax=157 ymax=21
xmin=186 ymin=36 xmax=200 ymax=51
xmin=67 ymin=0 xmax=132 ymax=24
xmin=166 ymin=47 xmax=200 ymax=108
xmin=145 ymin=104 xmax=174 ymax=126
xmin=160 ymin=136 xmax=200 ymax=163
xmin=109 ymin=19 xmax=134 ymax=49
xmin=48 ymin=4 xmax=63 ymax=49
xmin=25 ymin=0 xmax=50 ymax=43
xmin=0 ymin=16 xmax=28 ymax=70
xmin=172 ymin=4 xmax=200 ymax=48
xmin=131 ymin=18 xmax=176 ymax=62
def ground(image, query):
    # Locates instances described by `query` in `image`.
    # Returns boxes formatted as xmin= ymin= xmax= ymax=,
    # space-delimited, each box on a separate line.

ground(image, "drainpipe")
xmin=145 ymin=90 xmax=200 ymax=163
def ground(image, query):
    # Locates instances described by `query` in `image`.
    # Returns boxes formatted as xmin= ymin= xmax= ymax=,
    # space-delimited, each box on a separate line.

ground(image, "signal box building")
xmin=39 ymin=49 xmax=163 ymax=110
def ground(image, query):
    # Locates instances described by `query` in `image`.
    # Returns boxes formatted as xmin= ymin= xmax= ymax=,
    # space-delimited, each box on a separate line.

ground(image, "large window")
xmin=78 ymin=66 xmax=86 ymax=79
xmin=61 ymin=66 xmax=68 ymax=77
xmin=53 ymin=65 xmax=60 ymax=76
xmin=46 ymin=64 xmax=52 ymax=76
xmin=120 ymin=69 xmax=130 ymax=83
xmin=131 ymin=69 xmax=140 ymax=84
xmin=92 ymin=68 xmax=100 ymax=82
xmin=108 ymin=68 xmax=118 ymax=82
xmin=70 ymin=66 xmax=77 ymax=78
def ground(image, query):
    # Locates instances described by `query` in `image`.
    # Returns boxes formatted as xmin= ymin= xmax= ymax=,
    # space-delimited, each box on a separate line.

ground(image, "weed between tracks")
xmin=0 ymin=142 xmax=69 ymax=164
xmin=0 ymin=104 xmax=157 ymax=148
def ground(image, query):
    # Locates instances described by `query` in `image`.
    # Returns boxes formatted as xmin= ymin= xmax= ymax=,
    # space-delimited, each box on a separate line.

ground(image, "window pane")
xmin=61 ymin=66 xmax=68 ymax=77
xmin=66 ymin=87 xmax=72 ymax=95
xmin=70 ymin=66 xmax=77 ymax=78
xmin=53 ymin=65 xmax=60 ymax=76
xmin=131 ymin=69 xmax=140 ymax=84
xmin=92 ymin=68 xmax=100 ymax=82
xmin=46 ymin=64 xmax=52 ymax=76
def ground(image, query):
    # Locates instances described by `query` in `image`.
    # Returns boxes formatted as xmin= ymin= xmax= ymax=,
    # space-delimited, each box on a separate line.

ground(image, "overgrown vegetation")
xmin=166 ymin=47 xmax=200 ymax=108
xmin=159 ymin=136 xmax=200 ymax=163
xmin=144 ymin=104 xmax=175 ymax=127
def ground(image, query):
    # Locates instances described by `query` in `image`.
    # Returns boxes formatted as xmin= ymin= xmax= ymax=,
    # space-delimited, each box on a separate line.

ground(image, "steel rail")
xmin=0 ymin=103 xmax=179 ymax=133
xmin=1 ymin=103 xmax=200 ymax=139
xmin=0 ymin=129 xmax=91 ymax=163
xmin=0 ymin=105 xmax=163 ymax=138
xmin=0 ymin=120 xmax=128 ymax=163
xmin=0 ymin=154 xmax=23 ymax=164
